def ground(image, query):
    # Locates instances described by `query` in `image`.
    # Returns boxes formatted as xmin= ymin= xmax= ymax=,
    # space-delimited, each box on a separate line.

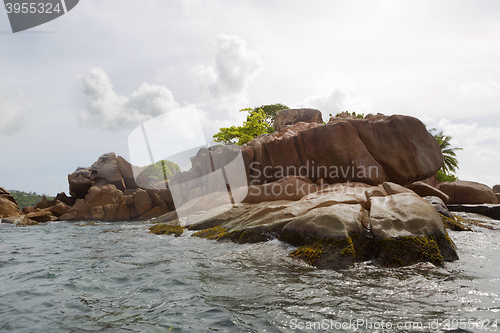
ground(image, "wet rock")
xmin=185 ymin=182 xmax=457 ymax=269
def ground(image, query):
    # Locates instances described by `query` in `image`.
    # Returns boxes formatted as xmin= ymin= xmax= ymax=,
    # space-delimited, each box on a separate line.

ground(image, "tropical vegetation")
xmin=9 ymin=190 xmax=55 ymax=208
xmin=143 ymin=160 xmax=180 ymax=182
xmin=432 ymin=131 xmax=463 ymax=182
xmin=213 ymin=104 xmax=289 ymax=146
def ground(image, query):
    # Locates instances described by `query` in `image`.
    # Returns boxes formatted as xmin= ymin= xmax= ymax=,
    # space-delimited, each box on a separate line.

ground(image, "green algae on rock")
xmin=149 ymin=224 xmax=184 ymax=237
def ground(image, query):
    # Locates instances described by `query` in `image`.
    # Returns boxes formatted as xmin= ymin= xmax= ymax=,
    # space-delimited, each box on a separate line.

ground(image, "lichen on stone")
xmin=149 ymin=224 xmax=184 ymax=237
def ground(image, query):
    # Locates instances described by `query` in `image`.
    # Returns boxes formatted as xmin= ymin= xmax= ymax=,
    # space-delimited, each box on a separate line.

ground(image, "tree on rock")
xmin=213 ymin=104 xmax=289 ymax=145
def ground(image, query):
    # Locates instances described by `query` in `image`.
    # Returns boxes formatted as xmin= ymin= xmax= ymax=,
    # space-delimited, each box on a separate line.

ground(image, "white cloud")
xmin=77 ymin=67 xmax=180 ymax=130
xmin=0 ymin=91 xmax=27 ymax=136
xmin=294 ymin=73 xmax=372 ymax=119
xmin=193 ymin=33 xmax=264 ymax=106
xmin=448 ymin=79 xmax=500 ymax=98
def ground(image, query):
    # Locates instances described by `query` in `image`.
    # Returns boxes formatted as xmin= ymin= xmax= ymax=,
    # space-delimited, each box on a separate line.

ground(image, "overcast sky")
xmin=1 ymin=0 xmax=500 ymax=195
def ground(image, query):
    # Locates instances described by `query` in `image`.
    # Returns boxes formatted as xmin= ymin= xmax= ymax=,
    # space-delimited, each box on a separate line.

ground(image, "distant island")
xmin=8 ymin=190 xmax=55 ymax=209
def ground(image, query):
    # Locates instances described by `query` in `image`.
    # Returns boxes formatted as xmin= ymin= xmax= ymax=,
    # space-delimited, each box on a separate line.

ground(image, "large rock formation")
xmin=160 ymin=181 xmax=457 ymax=269
xmin=0 ymin=187 xmax=20 ymax=218
xmin=60 ymin=184 xmax=172 ymax=221
xmin=274 ymin=108 xmax=323 ymax=132
xmin=182 ymin=113 xmax=442 ymax=191
xmin=68 ymin=153 xmax=149 ymax=199
xmin=438 ymin=180 xmax=498 ymax=204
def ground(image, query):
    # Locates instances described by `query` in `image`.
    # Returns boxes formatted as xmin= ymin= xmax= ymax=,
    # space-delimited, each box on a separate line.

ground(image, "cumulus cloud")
xmin=0 ymin=91 xmax=27 ymax=136
xmin=294 ymin=73 xmax=371 ymax=118
xmin=77 ymin=68 xmax=180 ymax=130
xmin=193 ymin=33 xmax=264 ymax=105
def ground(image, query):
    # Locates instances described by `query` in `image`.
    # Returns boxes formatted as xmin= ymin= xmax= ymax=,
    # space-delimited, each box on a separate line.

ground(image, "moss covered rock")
xmin=161 ymin=182 xmax=460 ymax=269
xmin=149 ymin=224 xmax=184 ymax=237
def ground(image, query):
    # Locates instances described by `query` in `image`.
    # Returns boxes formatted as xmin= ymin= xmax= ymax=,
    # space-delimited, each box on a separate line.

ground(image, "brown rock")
xmin=137 ymin=206 xmax=164 ymax=220
xmin=25 ymin=211 xmax=54 ymax=222
xmin=21 ymin=206 xmax=36 ymax=214
xmin=85 ymin=185 xmax=122 ymax=208
xmin=116 ymin=155 xmax=150 ymax=189
xmin=146 ymin=189 xmax=163 ymax=206
xmin=406 ymin=181 xmax=450 ymax=203
xmin=239 ymin=176 xmax=317 ymax=204
xmin=497 ymin=193 xmax=500 ymax=203
xmin=159 ymin=188 xmax=174 ymax=210
xmin=103 ymin=204 xmax=118 ymax=221
xmin=91 ymin=206 xmax=105 ymax=220
xmin=134 ymin=189 xmax=153 ymax=216
xmin=274 ymin=108 xmax=323 ymax=132
xmin=88 ymin=153 xmax=126 ymax=191
xmin=116 ymin=203 xmax=131 ymax=220
xmin=493 ymin=185 xmax=500 ymax=193
xmin=438 ymin=180 xmax=498 ymax=204
xmin=0 ymin=187 xmax=20 ymax=218
xmin=68 ymin=153 xmax=130 ymax=199
xmin=332 ymin=114 xmax=443 ymax=185
xmin=185 ymin=114 xmax=441 ymax=188
xmin=35 ymin=196 xmax=52 ymax=209
xmin=44 ymin=201 xmax=70 ymax=217
xmin=3 ymin=215 xmax=39 ymax=226
xmin=59 ymin=199 xmax=90 ymax=221
xmin=55 ymin=192 xmax=76 ymax=207
xmin=68 ymin=168 xmax=93 ymax=199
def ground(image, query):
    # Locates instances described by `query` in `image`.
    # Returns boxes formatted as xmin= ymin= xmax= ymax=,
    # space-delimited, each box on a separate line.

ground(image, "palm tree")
xmin=433 ymin=131 xmax=463 ymax=175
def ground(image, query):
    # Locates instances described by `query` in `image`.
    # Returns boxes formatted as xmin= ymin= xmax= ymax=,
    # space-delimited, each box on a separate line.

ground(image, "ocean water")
xmin=1 ymin=216 xmax=499 ymax=333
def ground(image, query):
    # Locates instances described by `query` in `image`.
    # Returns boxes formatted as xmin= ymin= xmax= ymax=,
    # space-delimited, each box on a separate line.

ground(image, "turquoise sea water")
xmin=1 ymin=216 xmax=500 ymax=332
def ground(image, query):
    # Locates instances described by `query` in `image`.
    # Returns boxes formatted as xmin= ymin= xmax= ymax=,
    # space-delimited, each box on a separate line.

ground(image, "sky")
xmin=1 ymin=0 xmax=500 ymax=196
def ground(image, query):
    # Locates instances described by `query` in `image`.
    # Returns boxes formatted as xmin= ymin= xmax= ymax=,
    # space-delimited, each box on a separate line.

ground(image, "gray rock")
xmin=274 ymin=108 xmax=323 ymax=132
xmin=423 ymin=196 xmax=452 ymax=218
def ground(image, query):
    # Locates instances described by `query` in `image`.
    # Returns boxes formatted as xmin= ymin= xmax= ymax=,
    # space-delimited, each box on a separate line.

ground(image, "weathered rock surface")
xmin=406 ymin=181 xmax=449 ymax=203
xmin=0 ymin=187 xmax=20 ymax=218
xmin=423 ymin=196 xmax=452 ymax=218
xmin=239 ymin=176 xmax=317 ymax=204
xmin=1 ymin=215 xmax=38 ymax=226
xmin=438 ymin=180 xmax=498 ymax=204
xmin=60 ymin=184 xmax=172 ymax=221
xmin=160 ymin=182 xmax=457 ymax=269
xmin=493 ymin=185 xmax=500 ymax=193
xmin=68 ymin=153 xmax=150 ymax=199
xmin=274 ymin=108 xmax=323 ymax=132
xmin=181 ymin=114 xmax=442 ymax=194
